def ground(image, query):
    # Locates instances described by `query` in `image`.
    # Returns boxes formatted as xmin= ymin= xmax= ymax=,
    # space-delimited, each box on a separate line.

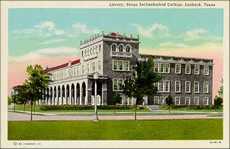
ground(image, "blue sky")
xmin=9 ymin=8 xmax=223 ymax=57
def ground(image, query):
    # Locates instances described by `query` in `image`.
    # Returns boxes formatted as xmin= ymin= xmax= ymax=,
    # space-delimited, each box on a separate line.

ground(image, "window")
xmin=185 ymin=81 xmax=191 ymax=93
xmin=113 ymin=79 xmax=118 ymax=90
xmin=194 ymin=64 xmax=200 ymax=75
xmin=87 ymin=63 xmax=90 ymax=73
xmin=124 ymin=61 xmax=130 ymax=71
xmin=185 ymin=97 xmax=190 ymax=105
xmin=203 ymin=65 xmax=209 ymax=75
xmin=118 ymin=61 xmax=123 ymax=70
xmin=185 ymin=64 xmax=191 ymax=74
xmin=160 ymin=96 xmax=166 ymax=104
xmin=154 ymin=96 xmax=160 ymax=105
xmin=125 ymin=45 xmax=131 ymax=53
xmin=112 ymin=60 xmax=117 ymax=70
xmin=112 ymin=60 xmax=130 ymax=71
xmin=158 ymin=80 xmax=170 ymax=92
xmin=158 ymin=82 xmax=164 ymax=92
xmin=159 ymin=63 xmax=170 ymax=73
xmin=175 ymin=96 xmax=180 ymax=105
xmin=113 ymin=79 xmax=124 ymax=91
xmin=194 ymin=96 xmax=199 ymax=105
xmin=111 ymin=44 xmax=117 ymax=52
xmin=175 ymin=81 xmax=181 ymax=93
xmin=175 ymin=64 xmax=181 ymax=74
xmin=165 ymin=80 xmax=170 ymax=92
xmin=203 ymin=81 xmax=209 ymax=93
xmin=203 ymin=97 xmax=209 ymax=105
xmin=154 ymin=63 xmax=158 ymax=72
xmin=118 ymin=44 xmax=124 ymax=52
xmin=194 ymin=81 xmax=199 ymax=93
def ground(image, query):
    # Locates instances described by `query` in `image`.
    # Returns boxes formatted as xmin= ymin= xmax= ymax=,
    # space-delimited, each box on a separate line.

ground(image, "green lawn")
xmin=8 ymin=119 xmax=223 ymax=140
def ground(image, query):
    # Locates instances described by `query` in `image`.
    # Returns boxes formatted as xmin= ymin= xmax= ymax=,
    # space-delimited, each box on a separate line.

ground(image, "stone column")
xmin=60 ymin=86 xmax=63 ymax=105
xmin=102 ymin=81 xmax=107 ymax=105
xmin=94 ymin=80 xmax=97 ymax=105
xmin=85 ymin=80 xmax=88 ymax=105
xmin=64 ymin=84 xmax=67 ymax=105
xmin=80 ymin=83 xmax=82 ymax=105
xmin=70 ymin=85 xmax=72 ymax=105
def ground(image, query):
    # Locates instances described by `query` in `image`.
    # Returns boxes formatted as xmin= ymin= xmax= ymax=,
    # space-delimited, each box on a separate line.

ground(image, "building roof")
xmin=45 ymin=58 xmax=80 ymax=72
xmin=140 ymin=54 xmax=213 ymax=62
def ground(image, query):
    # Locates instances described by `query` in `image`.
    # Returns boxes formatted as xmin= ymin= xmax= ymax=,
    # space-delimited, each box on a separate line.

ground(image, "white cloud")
xmin=132 ymin=23 xmax=169 ymax=38
xmin=34 ymin=21 xmax=56 ymax=31
xmin=72 ymin=23 xmax=99 ymax=34
xmin=159 ymin=42 xmax=189 ymax=48
xmin=185 ymin=28 xmax=207 ymax=40
xmin=40 ymin=38 xmax=65 ymax=45
xmin=9 ymin=47 xmax=78 ymax=62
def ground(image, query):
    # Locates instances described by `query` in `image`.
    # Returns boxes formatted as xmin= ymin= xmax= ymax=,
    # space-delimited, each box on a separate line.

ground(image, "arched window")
xmin=111 ymin=44 xmax=117 ymax=52
xmin=125 ymin=45 xmax=132 ymax=53
xmin=118 ymin=44 xmax=124 ymax=52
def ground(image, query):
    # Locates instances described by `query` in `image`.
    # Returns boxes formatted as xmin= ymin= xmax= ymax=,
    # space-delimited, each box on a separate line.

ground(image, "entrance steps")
xmin=147 ymin=105 xmax=160 ymax=111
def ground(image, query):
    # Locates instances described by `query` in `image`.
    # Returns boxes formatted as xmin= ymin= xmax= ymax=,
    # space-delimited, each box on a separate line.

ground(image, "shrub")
xmin=39 ymin=105 xmax=138 ymax=111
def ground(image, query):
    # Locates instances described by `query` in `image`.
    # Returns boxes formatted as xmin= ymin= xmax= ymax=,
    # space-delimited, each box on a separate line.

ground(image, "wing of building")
xmin=42 ymin=32 xmax=213 ymax=106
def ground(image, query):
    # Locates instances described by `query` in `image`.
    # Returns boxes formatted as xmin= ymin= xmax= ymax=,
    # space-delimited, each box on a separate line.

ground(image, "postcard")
xmin=1 ymin=0 xmax=229 ymax=148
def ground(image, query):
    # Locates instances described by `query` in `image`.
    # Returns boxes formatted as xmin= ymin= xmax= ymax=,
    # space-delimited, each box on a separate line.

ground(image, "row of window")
xmin=154 ymin=96 xmax=209 ymax=105
xmin=154 ymin=63 xmax=210 ymax=75
xmin=156 ymin=80 xmax=209 ymax=93
xmin=112 ymin=60 xmax=131 ymax=71
xmin=82 ymin=44 xmax=102 ymax=57
xmin=111 ymin=43 xmax=132 ymax=53
xmin=51 ymin=60 xmax=102 ymax=81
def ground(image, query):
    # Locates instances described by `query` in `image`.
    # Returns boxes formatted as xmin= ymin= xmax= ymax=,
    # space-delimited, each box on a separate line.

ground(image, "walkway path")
xmin=8 ymin=111 xmax=222 ymax=121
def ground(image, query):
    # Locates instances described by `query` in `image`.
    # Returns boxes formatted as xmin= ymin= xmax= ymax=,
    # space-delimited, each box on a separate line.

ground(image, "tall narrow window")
xmin=203 ymin=65 xmax=209 ymax=75
xmin=113 ymin=79 xmax=118 ymax=90
xmin=118 ymin=44 xmax=124 ymax=52
xmin=98 ymin=60 xmax=101 ymax=71
xmin=175 ymin=81 xmax=181 ymax=93
xmin=125 ymin=45 xmax=131 ymax=53
xmin=203 ymin=81 xmax=209 ymax=93
xmin=203 ymin=97 xmax=209 ymax=105
xmin=111 ymin=44 xmax=117 ymax=52
xmin=194 ymin=81 xmax=199 ymax=93
xmin=175 ymin=96 xmax=180 ymax=105
xmin=175 ymin=64 xmax=181 ymax=74
xmin=118 ymin=60 xmax=123 ymax=70
xmin=164 ymin=80 xmax=170 ymax=92
xmin=194 ymin=64 xmax=200 ymax=75
xmin=158 ymin=82 xmax=164 ymax=92
xmin=154 ymin=96 xmax=160 ymax=105
xmin=185 ymin=64 xmax=191 ymax=74
xmin=185 ymin=97 xmax=190 ymax=105
xmin=194 ymin=96 xmax=199 ymax=105
xmin=185 ymin=81 xmax=191 ymax=93
xmin=154 ymin=63 xmax=158 ymax=72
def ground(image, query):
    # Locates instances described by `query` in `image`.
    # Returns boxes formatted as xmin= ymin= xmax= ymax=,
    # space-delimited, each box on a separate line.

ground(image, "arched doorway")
xmin=66 ymin=84 xmax=70 ymax=105
xmin=82 ymin=82 xmax=86 ymax=105
xmin=50 ymin=87 xmax=53 ymax=105
xmin=76 ymin=83 xmax=80 ymax=105
xmin=62 ymin=85 xmax=65 ymax=105
xmin=71 ymin=83 xmax=75 ymax=105
xmin=58 ymin=86 xmax=60 ymax=105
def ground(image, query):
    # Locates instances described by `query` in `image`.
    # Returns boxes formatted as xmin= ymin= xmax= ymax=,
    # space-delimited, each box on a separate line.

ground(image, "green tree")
xmin=25 ymin=64 xmax=51 ymax=121
xmin=8 ymin=96 xmax=12 ymax=105
xmin=214 ymin=96 xmax=223 ymax=110
xmin=123 ymin=58 xmax=161 ymax=120
xmin=165 ymin=95 xmax=174 ymax=113
xmin=112 ymin=92 xmax=122 ymax=105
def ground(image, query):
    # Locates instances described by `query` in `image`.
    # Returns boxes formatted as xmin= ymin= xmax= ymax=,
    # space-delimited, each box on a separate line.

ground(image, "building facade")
xmin=42 ymin=32 xmax=213 ymax=106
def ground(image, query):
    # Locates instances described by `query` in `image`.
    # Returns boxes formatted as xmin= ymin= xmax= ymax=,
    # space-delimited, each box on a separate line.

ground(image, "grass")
xmin=160 ymin=105 xmax=223 ymax=112
xmin=8 ymin=119 xmax=223 ymax=140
